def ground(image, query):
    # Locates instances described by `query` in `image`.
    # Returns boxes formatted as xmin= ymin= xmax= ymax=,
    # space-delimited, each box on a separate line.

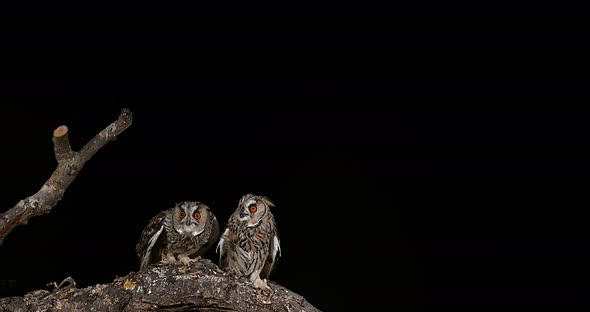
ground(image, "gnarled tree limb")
xmin=0 ymin=108 xmax=133 ymax=245
xmin=0 ymin=258 xmax=321 ymax=312
xmin=0 ymin=109 xmax=319 ymax=311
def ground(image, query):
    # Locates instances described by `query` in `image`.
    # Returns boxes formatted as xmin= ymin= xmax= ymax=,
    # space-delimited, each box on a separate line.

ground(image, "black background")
xmin=1 ymin=16 xmax=590 ymax=312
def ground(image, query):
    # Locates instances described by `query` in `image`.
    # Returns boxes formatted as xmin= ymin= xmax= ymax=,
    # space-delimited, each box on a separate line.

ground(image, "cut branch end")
xmin=53 ymin=126 xmax=68 ymax=138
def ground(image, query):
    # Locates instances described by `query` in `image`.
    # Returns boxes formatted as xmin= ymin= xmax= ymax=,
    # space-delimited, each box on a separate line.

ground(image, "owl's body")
xmin=217 ymin=194 xmax=280 ymax=290
xmin=136 ymin=201 xmax=219 ymax=271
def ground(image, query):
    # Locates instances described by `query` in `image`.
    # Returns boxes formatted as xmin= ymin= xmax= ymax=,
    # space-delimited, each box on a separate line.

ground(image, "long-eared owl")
xmin=136 ymin=201 xmax=220 ymax=270
xmin=217 ymin=194 xmax=280 ymax=290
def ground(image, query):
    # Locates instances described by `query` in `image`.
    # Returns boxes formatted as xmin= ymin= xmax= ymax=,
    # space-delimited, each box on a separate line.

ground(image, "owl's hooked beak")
xmin=185 ymin=217 xmax=194 ymax=226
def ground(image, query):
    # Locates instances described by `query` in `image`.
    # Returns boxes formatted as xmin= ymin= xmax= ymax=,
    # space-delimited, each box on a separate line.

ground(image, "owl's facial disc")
xmin=176 ymin=203 xmax=207 ymax=236
xmin=239 ymin=198 xmax=257 ymax=222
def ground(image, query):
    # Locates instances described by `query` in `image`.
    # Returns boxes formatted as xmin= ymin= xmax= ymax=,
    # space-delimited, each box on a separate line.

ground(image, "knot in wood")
xmin=66 ymin=163 xmax=79 ymax=176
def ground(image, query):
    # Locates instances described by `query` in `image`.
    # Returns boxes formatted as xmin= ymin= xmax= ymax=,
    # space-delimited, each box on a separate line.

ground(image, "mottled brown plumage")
xmin=136 ymin=201 xmax=220 ymax=271
xmin=217 ymin=194 xmax=280 ymax=290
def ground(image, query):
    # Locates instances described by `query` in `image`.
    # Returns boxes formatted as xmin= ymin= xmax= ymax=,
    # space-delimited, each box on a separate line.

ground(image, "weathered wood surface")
xmin=0 ymin=258 xmax=320 ymax=312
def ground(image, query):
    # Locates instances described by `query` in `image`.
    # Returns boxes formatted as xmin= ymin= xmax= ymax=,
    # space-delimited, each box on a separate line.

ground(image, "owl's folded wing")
xmin=217 ymin=228 xmax=228 ymax=267
xmin=260 ymin=234 xmax=281 ymax=279
xmin=136 ymin=210 xmax=168 ymax=270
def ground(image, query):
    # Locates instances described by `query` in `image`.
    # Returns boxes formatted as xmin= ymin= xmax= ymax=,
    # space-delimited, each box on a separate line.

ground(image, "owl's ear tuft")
xmin=259 ymin=196 xmax=275 ymax=208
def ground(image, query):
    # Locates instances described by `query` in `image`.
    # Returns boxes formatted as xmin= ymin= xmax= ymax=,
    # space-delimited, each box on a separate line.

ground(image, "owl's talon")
xmin=160 ymin=255 xmax=178 ymax=265
xmin=265 ymin=280 xmax=275 ymax=293
xmin=178 ymin=255 xmax=194 ymax=266
xmin=191 ymin=257 xmax=205 ymax=270
xmin=252 ymin=277 xmax=271 ymax=291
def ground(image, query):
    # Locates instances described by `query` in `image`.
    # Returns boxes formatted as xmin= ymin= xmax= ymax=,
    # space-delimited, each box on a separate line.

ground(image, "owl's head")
xmin=172 ymin=201 xmax=212 ymax=236
xmin=236 ymin=194 xmax=275 ymax=227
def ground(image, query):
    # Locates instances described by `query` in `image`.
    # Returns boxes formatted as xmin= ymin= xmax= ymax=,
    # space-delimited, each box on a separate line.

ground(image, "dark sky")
xmin=1 ymin=29 xmax=589 ymax=312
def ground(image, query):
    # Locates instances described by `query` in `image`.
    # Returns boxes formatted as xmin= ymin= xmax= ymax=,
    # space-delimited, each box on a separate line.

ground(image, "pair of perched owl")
xmin=135 ymin=194 xmax=280 ymax=290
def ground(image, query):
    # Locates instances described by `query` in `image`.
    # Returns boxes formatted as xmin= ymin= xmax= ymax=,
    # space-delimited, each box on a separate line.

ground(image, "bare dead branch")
xmin=0 ymin=258 xmax=321 ymax=312
xmin=0 ymin=109 xmax=133 ymax=245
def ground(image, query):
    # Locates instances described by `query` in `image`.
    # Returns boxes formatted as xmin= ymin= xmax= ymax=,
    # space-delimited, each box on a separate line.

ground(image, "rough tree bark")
xmin=0 ymin=258 xmax=320 ymax=312
xmin=0 ymin=109 xmax=133 ymax=245
xmin=0 ymin=109 xmax=321 ymax=311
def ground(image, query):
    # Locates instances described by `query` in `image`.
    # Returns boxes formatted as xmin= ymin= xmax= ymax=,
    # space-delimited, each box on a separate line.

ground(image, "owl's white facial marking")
xmin=191 ymin=227 xmax=205 ymax=236
xmin=247 ymin=216 xmax=263 ymax=227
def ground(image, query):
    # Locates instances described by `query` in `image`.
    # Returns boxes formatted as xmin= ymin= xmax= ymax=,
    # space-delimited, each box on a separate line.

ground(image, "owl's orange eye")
xmin=193 ymin=212 xmax=201 ymax=220
xmin=249 ymin=205 xmax=257 ymax=213
xmin=179 ymin=211 xmax=186 ymax=219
